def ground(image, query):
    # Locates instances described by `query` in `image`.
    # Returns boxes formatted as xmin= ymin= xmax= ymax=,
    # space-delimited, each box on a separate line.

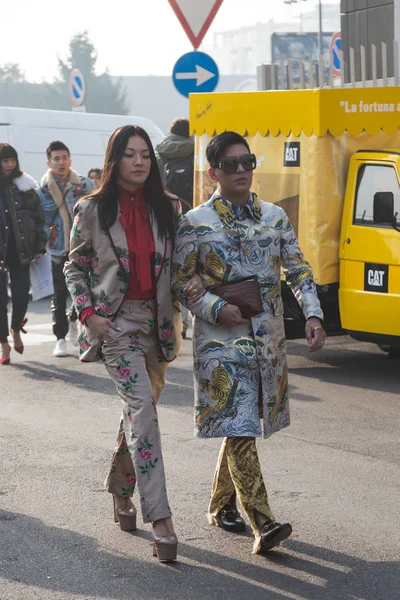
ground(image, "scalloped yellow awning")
xmin=190 ymin=87 xmax=400 ymax=138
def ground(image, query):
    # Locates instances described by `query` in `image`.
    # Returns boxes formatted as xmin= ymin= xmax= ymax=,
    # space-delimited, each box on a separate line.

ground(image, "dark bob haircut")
xmin=206 ymin=131 xmax=250 ymax=167
xmin=0 ymin=143 xmax=22 ymax=178
xmin=46 ymin=141 xmax=70 ymax=160
xmin=87 ymin=125 xmax=175 ymax=240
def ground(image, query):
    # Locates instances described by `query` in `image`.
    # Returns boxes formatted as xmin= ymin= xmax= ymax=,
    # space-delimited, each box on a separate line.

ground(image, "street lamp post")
xmin=284 ymin=0 xmax=323 ymax=57
xmin=317 ymin=0 xmax=323 ymax=58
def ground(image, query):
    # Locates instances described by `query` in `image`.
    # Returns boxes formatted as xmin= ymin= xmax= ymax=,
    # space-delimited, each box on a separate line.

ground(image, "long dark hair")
xmin=89 ymin=125 xmax=175 ymax=239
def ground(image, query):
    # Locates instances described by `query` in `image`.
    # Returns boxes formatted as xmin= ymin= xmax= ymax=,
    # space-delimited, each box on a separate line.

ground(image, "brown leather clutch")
xmin=207 ymin=275 xmax=263 ymax=318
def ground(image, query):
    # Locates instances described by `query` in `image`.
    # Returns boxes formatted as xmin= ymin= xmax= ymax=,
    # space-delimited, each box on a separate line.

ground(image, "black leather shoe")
xmin=258 ymin=521 xmax=292 ymax=552
xmin=214 ymin=506 xmax=246 ymax=532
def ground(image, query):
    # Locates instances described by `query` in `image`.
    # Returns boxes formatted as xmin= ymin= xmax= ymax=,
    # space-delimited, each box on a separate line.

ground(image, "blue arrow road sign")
xmin=173 ymin=51 xmax=219 ymax=98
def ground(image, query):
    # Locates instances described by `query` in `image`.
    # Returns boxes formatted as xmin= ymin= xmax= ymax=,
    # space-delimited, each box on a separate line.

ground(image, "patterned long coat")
xmin=64 ymin=197 xmax=182 ymax=363
xmin=172 ymin=191 xmax=323 ymax=439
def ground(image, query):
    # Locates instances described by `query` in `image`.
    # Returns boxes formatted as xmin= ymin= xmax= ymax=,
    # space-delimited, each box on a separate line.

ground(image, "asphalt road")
xmin=0 ymin=299 xmax=399 ymax=600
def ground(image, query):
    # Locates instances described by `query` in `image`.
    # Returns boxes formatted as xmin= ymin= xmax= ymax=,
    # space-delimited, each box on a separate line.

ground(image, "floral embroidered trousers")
xmin=208 ymin=437 xmax=275 ymax=537
xmin=103 ymin=300 xmax=171 ymax=524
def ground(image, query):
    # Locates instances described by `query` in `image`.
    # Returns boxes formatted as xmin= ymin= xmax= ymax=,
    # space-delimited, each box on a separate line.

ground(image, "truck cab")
xmin=339 ymin=150 xmax=400 ymax=348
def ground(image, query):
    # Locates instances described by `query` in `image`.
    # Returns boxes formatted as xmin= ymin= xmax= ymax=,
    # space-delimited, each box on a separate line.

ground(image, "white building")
xmin=204 ymin=3 xmax=341 ymax=75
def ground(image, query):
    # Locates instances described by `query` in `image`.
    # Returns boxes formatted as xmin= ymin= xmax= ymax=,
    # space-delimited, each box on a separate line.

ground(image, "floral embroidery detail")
xmin=163 ymin=257 xmax=170 ymax=276
xmin=77 ymin=254 xmax=90 ymax=268
xmin=96 ymin=290 xmax=112 ymax=317
xmin=117 ymin=269 xmax=129 ymax=294
xmin=72 ymin=283 xmax=91 ymax=308
xmin=115 ymin=246 xmax=130 ymax=272
xmin=138 ymin=438 xmax=158 ymax=480
xmin=159 ymin=317 xmax=174 ymax=355
xmin=118 ymin=366 xmax=130 ymax=378
xmin=116 ymin=357 xmax=138 ymax=393
xmin=78 ymin=330 xmax=90 ymax=355
xmin=120 ymin=256 xmax=129 ymax=271
xmin=71 ymin=216 xmax=82 ymax=244
xmin=90 ymin=272 xmax=100 ymax=287
xmin=154 ymin=252 xmax=163 ymax=270
xmin=139 ymin=448 xmax=152 ymax=460
xmin=128 ymin=334 xmax=142 ymax=352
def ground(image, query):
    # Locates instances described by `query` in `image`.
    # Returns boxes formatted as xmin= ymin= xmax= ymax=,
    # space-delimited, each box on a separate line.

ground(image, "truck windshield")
xmin=354 ymin=164 xmax=400 ymax=226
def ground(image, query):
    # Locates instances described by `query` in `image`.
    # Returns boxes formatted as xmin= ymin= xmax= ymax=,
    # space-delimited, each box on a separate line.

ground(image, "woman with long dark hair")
xmin=0 ymin=143 xmax=46 ymax=364
xmin=64 ymin=125 xmax=200 ymax=562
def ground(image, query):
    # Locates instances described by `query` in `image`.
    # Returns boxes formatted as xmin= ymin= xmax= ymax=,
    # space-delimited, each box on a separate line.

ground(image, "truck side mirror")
xmin=373 ymin=191 xmax=394 ymax=224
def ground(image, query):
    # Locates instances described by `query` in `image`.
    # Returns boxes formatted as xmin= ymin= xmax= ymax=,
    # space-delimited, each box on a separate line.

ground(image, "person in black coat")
xmin=0 ymin=143 xmax=47 ymax=364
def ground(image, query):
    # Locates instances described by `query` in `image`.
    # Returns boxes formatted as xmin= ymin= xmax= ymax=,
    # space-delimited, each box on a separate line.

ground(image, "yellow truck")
xmin=190 ymin=87 xmax=400 ymax=353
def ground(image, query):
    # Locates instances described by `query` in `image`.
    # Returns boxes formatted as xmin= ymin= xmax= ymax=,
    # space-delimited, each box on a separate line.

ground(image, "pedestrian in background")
xmin=156 ymin=118 xmax=194 ymax=339
xmin=0 ymin=143 xmax=46 ymax=365
xmin=37 ymin=141 xmax=93 ymax=357
xmin=64 ymin=124 xmax=199 ymax=562
xmin=172 ymin=131 xmax=326 ymax=554
xmin=88 ymin=168 xmax=102 ymax=189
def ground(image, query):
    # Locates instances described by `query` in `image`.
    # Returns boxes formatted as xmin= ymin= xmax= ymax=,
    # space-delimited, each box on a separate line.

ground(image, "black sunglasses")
xmin=215 ymin=153 xmax=257 ymax=175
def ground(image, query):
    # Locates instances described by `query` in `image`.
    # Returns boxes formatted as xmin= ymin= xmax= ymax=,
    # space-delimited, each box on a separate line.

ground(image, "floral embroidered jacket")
xmin=172 ymin=191 xmax=323 ymax=439
xmin=64 ymin=197 xmax=182 ymax=362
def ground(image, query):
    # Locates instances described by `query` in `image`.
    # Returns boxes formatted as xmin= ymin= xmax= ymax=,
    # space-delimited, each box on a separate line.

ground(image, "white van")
xmin=0 ymin=106 xmax=165 ymax=181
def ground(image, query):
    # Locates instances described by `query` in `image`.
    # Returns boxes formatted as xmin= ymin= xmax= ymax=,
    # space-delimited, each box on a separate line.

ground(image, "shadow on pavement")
xmin=288 ymin=383 xmax=322 ymax=403
xmin=287 ymin=341 xmax=400 ymax=395
xmin=0 ymin=509 xmax=396 ymax=600
xmin=13 ymin=361 xmax=115 ymax=397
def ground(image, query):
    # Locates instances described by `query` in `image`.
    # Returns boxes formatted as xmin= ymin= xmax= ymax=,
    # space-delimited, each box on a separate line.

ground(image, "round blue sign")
xmin=173 ymin=51 xmax=219 ymax=98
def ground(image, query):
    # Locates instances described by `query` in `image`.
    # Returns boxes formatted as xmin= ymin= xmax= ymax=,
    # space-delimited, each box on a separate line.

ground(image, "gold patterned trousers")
xmin=208 ymin=437 xmax=275 ymax=537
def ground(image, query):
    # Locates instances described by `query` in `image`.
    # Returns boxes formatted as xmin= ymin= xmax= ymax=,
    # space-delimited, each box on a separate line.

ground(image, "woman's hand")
xmin=184 ymin=274 xmax=205 ymax=303
xmin=305 ymin=318 xmax=326 ymax=352
xmin=85 ymin=314 xmax=120 ymax=340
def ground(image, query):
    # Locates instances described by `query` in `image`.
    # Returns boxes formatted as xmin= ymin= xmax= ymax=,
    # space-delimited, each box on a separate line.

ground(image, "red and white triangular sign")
xmin=168 ymin=0 xmax=224 ymax=49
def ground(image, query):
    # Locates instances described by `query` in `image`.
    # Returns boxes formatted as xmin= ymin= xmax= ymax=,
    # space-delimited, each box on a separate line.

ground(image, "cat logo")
xmin=368 ymin=270 xmax=385 ymax=287
xmin=283 ymin=142 xmax=301 ymax=167
xmin=364 ymin=263 xmax=388 ymax=293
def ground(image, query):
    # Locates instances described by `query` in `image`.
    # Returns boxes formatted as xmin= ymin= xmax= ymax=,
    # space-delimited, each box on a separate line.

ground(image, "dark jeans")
xmin=51 ymin=256 xmax=77 ymax=340
xmin=0 ymin=258 xmax=30 ymax=341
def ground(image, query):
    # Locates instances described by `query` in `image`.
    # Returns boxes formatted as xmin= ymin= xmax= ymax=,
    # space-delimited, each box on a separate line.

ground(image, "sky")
xmin=0 ymin=0 xmax=324 ymax=82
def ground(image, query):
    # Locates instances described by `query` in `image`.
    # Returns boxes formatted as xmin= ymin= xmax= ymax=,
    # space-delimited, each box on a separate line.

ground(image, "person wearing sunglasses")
xmin=172 ymin=131 xmax=325 ymax=555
